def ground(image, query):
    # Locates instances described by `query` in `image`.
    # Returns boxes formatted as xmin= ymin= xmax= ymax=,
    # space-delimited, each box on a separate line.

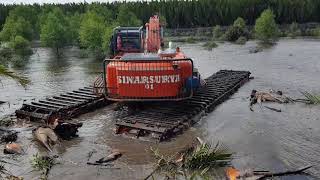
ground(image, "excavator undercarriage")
xmin=16 ymin=70 xmax=250 ymax=141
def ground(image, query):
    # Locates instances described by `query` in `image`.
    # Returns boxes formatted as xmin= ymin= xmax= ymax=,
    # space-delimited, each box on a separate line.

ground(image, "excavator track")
xmin=15 ymin=70 xmax=250 ymax=142
xmin=114 ymin=70 xmax=251 ymax=141
xmin=15 ymin=86 xmax=108 ymax=122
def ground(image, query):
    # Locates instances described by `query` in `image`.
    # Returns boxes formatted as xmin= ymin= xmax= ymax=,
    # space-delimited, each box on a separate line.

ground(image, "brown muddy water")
xmin=1 ymin=39 xmax=320 ymax=179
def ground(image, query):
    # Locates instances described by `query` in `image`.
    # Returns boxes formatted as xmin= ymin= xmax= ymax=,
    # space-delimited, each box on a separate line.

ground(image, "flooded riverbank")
xmin=1 ymin=39 xmax=320 ymax=179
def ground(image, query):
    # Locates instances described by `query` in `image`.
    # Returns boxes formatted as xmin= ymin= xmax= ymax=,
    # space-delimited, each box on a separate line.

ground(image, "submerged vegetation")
xmin=203 ymin=41 xmax=218 ymax=50
xmin=183 ymin=141 xmax=232 ymax=169
xmin=212 ymin=25 xmax=224 ymax=41
xmin=40 ymin=7 xmax=69 ymax=55
xmin=287 ymin=22 xmax=302 ymax=38
xmin=185 ymin=37 xmax=197 ymax=44
xmin=0 ymin=64 xmax=30 ymax=87
xmin=11 ymin=35 xmax=33 ymax=56
xmin=225 ymin=17 xmax=249 ymax=42
xmin=235 ymin=36 xmax=247 ymax=45
xmin=301 ymin=91 xmax=320 ymax=104
xmin=254 ymin=9 xmax=279 ymax=43
xmin=31 ymin=154 xmax=56 ymax=179
xmin=0 ymin=116 xmax=14 ymax=126
xmin=146 ymin=138 xmax=232 ymax=179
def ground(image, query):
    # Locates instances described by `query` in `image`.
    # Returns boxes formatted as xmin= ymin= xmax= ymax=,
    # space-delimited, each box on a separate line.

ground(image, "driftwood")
xmin=294 ymin=98 xmax=310 ymax=103
xmin=249 ymin=89 xmax=295 ymax=112
xmin=96 ymin=152 xmax=122 ymax=163
xmin=234 ymin=166 xmax=313 ymax=180
xmin=255 ymin=166 xmax=312 ymax=179
xmin=86 ymin=162 xmax=113 ymax=166
xmin=263 ymin=106 xmax=281 ymax=112
xmin=87 ymin=151 xmax=122 ymax=166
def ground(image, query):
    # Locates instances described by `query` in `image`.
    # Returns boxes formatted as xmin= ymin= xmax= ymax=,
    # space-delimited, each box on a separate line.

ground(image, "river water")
xmin=0 ymin=39 xmax=320 ymax=179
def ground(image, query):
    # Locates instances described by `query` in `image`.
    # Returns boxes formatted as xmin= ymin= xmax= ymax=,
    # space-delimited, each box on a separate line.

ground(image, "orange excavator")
xmin=94 ymin=15 xmax=250 ymax=141
xmin=101 ymin=15 xmax=203 ymax=101
xmin=16 ymin=15 xmax=250 ymax=142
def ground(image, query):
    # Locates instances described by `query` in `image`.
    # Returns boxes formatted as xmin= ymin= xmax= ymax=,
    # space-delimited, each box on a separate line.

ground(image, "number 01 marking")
xmin=145 ymin=84 xmax=154 ymax=90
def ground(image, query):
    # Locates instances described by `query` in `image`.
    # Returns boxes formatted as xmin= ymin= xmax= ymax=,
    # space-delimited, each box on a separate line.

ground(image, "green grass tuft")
xmin=301 ymin=91 xmax=320 ymax=104
xmin=0 ymin=117 xmax=14 ymax=126
xmin=31 ymin=154 xmax=56 ymax=179
xmin=185 ymin=141 xmax=232 ymax=170
xmin=235 ymin=36 xmax=247 ymax=45
xmin=147 ymin=139 xmax=232 ymax=179
xmin=0 ymin=65 xmax=30 ymax=88
xmin=203 ymin=41 xmax=218 ymax=50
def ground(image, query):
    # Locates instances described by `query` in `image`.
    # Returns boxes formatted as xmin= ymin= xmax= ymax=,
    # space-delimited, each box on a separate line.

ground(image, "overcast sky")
xmin=0 ymin=0 xmax=132 ymax=4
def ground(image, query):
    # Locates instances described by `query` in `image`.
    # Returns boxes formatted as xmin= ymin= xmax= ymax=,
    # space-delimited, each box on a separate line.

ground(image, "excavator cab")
xmin=109 ymin=27 xmax=144 ymax=57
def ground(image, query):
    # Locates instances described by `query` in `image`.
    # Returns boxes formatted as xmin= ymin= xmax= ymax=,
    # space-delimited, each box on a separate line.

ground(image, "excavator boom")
xmin=145 ymin=15 xmax=163 ymax=52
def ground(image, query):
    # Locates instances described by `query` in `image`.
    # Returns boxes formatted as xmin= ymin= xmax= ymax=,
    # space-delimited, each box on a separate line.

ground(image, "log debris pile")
xmin=249 ymin=89 xmax=295 ymax=112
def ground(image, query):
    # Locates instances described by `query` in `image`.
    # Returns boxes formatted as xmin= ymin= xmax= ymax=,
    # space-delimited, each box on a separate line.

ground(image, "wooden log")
xmin=86 ymin=162 xmax=113 ymax=166
xmin=96 ymin=152 xmax=122 ymax=164
xmin=255 ymin=166 xmax=313 ymax=179
xmin=264 ymin=106 xmax=282 ymax=112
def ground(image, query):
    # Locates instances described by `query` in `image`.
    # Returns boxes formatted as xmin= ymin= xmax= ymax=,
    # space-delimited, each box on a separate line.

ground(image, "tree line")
xmin=1 ymin=0 xmax=320 ymax=30
xmin=0 ymin=4 xmax=142 ymax=57
xmin=1 ymin=0 xmax=320 ymax=57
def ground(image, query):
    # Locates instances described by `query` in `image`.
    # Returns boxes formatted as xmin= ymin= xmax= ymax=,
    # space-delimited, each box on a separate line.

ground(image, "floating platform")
xmin=15 ymin=86 xmax=108 ymax=122
xmin=114 ymin=70 xmax=251 ymax=141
